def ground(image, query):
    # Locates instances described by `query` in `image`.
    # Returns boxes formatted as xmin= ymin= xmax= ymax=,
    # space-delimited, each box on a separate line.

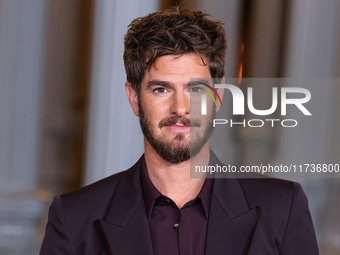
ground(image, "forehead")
xmin=143 ymin=54 xmax=211 ymax=84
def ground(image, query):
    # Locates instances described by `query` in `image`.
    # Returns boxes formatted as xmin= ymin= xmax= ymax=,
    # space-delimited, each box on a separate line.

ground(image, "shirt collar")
xmin=140 ymin=157 xmax=213 ymax=219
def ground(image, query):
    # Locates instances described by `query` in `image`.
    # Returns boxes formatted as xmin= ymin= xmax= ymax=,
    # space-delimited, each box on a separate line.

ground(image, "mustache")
xmin=159 ymin=116 xmax=201 ymax=128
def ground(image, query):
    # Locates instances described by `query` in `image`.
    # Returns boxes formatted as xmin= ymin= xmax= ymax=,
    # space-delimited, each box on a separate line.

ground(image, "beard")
xmin=139 ymin=100 xmax=216 ymax=163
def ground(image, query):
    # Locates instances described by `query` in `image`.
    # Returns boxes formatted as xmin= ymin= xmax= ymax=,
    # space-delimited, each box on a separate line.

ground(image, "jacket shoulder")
xmin=62 ymin=170 xmax=122 ymax=205
xmin=40 ymin=158 xmax=143 ymax=254
xmin=237 ymin=177 xmax=303 ymax=208
xmin=59 ymin=157 xmax=142 ymax=220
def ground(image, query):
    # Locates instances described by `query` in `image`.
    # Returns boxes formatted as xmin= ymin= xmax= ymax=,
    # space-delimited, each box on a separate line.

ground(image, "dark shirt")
xmin=141 ymin=160 xmax=213 ymax=255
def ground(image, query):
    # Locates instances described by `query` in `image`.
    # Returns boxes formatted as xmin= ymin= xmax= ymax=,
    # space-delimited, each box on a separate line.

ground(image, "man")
xmin=40 ymin=8 xmax=319 ymax=255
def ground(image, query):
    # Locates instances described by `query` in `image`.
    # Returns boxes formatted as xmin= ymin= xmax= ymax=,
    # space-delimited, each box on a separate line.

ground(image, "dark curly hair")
xmin=123 ymin=7 xmax=227 ymax=93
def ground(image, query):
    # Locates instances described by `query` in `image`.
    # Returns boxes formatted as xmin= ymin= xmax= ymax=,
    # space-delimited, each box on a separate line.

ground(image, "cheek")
xmin=141 ymin=102 xmax=165 ymax=125
xmin=144 ymin=99 xmax=168 ymax=115
xmin=190 ymin=97 xmax=215 ymax=119
xmin=190 ymin=96 xmax=201 ymax=115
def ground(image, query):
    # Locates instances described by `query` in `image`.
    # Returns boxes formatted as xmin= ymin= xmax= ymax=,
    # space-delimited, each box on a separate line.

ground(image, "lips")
xmin=159 ymin=116 xmax=202 ymax=129
xmin=167 ymin=123 xmax=191 ymax=131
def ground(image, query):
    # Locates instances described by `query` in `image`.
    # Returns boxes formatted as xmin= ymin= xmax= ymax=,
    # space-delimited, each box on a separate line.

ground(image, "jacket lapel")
xmin=95 ymin=157 xmax=153 ymax=255
xmin=205 ymin=177 xmax=260 ymax=255
xmin=93 ymin=153 xmax=260 ymax=255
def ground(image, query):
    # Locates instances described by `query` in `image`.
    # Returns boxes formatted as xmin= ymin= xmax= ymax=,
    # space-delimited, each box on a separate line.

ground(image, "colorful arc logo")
xmin=197 ymin=84 xmax=222 ymax=106
xmin=197 ymin=84 xmax=222 ymax=115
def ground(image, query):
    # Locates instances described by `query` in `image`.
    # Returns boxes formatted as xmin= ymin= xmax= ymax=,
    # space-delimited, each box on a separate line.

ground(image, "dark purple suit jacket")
xmin=40 ymin=155 xmax=319 ymax=255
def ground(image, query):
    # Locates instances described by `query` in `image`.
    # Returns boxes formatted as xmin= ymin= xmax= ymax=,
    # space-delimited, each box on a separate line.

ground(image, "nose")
xmin=170 ymin=90 xmax=190 ymax=117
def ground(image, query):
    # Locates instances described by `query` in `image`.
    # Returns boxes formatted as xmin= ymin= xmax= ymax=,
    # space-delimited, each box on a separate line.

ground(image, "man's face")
xmin=136 ymin=54 xmax=216 ymax=163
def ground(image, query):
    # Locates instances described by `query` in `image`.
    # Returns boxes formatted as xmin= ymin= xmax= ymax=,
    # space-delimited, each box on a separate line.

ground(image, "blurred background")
xmin=0 ymin=0 xmax=339 ymax=254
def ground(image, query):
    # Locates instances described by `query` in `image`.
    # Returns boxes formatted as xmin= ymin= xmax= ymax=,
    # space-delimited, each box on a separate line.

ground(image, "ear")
xmin=125 ymin=82 xmax=140 ymax=117
xmin=216 ymin=76 xmax=225 ymax=113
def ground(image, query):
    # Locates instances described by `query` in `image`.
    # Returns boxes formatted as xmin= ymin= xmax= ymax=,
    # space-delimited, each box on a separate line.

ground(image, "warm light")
xmin=237 ymin=42 xmax=244 ymax=85
xmin=238 ymin=63 xmax=243 ymax=79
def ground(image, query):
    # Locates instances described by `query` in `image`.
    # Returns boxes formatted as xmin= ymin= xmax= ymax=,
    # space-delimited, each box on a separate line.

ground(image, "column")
xmin=279 ymin=0 xmax=340 ymax=252
xmin=85 ymin=0 xmax=159 ymax=184
xmin=0 ymin=0 xmax=48 ymax=254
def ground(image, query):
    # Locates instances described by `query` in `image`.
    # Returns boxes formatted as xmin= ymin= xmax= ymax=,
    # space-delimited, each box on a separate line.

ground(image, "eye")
xmin=153 ymin=87 xmax=168 ymax=94
xmin=190 ymin=86 xmax=204 ymax=94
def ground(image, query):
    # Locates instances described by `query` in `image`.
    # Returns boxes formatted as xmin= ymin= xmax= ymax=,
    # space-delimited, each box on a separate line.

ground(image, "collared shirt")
xmin=141 ymin=160 xmax=213 ymax=255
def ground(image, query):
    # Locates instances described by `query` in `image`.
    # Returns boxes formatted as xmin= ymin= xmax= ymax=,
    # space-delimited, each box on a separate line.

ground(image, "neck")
xmin=144 ymin=140 xmax=210 ymax=208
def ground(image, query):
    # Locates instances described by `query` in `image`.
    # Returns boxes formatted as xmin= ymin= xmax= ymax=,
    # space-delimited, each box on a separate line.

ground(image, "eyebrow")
xmin=147 ymin=80 xmax=191 ymax=89
xmin=147 ymin=79 xmax=211 ymax=88
xmin=147 ymin=80 xmax=173 ymax=87
xmin=190 ymin=79 xmax=211 ymax=86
